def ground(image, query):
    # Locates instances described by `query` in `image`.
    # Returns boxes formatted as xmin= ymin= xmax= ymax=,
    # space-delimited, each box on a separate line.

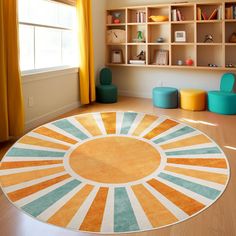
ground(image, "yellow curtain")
xmin=76 ymin=0 xmax=96 ymax=105
xmin=0 ymin=0 xmax=24 ymax=142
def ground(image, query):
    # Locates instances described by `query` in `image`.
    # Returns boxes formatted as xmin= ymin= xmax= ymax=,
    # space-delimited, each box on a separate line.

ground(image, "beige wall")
xmin=22 ymin=0 xmax=107 ymax=131
xmin=107 ymin=0 xmax=225 ymax=98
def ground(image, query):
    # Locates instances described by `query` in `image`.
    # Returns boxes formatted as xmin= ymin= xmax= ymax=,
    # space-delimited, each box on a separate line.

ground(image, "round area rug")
xmin=0 ymin=112 xmax=230 ymax=234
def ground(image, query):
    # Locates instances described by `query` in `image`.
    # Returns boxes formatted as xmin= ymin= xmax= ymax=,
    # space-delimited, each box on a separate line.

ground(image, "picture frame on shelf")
xmin=153 ymin=50 xmax=169 ymax=65
xmin=111 ymin=50 xmax=123 ymax=64
xmin=175 ymin=31 xmax=186 ymax=42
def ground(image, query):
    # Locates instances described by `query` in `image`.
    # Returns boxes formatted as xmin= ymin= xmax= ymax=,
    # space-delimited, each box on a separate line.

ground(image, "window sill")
xmin=22 ymin=66 xmax=79 ymax=84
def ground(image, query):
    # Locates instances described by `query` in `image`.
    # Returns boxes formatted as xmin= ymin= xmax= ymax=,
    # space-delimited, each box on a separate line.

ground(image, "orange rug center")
xmin=69 ymin=137 xmax=161 ymax=184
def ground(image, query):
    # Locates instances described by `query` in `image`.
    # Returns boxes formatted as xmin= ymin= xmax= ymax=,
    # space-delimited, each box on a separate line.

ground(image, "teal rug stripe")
xmin=6 ymin=148 xmax=65 ymax=157
xmin=120 ymin=112 xmax=138 ymax=135
xmin=114 ymin=187 xmax=139 ymax=232
xmin=53 ymin=120 xmax=88 ymax=140
xmin=22 ymin=179 xmax=81 ymax=217
xmin=154 ymin=126 xmax=195 ymax=144
xmin=158 ymin=173 xmax=221 ymax=200
xmin=165 ymin=147 xmax=221 ymax=156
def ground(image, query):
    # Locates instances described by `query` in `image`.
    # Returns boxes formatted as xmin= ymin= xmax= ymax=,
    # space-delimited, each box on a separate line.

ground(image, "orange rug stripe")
xmin=8 ymin=174 xmax=71 ymax=202
xmin=48 ymin=185 xmax=94 ymax=227
xmin=19 ymin=136 xmax=70 ymax=150
xmin=165 ymin=166 xmax=228 ymax=185
xmin=167 ymin=158 xmax=227 ymax=169
xmin=147 ymin=179 xmax=205 ymax=215
xmin=34 ymin=127 xmax=77 ymax=145
xmin=0 ymin=166 xmax=65 ymax=187
xmin=144 ymin=119 xmax=179 ymax=140
xmin=101 ymin=112 xmax=116 ymax=134
xmin=79 ymin=187 xmax=108 ymax=231
xmin=76 ymin=114 xmax=102 ymax=136
xmin=133 ymin=115 xmax=158 ymax=136
xmin=161 ymin=134 xmax=211 ymax=150
xmin=132 ymin=184 xmax=178 ymax=227
xmin=0 ymin=160 xmax=63 ymax=169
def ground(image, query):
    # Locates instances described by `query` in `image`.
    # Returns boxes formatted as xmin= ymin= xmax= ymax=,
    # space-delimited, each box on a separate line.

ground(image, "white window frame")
xmin=18 ymin=2 xmax=78 ymax=75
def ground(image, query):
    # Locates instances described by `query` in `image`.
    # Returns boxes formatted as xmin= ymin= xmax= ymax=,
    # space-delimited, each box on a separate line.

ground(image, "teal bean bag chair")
xmin=208 ymin=73 xmax=236 ymax=115
xmin=96 ymin=68 xmax=118 ymax=103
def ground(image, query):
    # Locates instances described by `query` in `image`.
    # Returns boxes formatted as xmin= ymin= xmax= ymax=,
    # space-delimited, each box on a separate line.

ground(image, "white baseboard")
xmin=119 ymin=90 xmax=152 ymax=99
xmin=25 ymin=101 xmax=81 ymax=132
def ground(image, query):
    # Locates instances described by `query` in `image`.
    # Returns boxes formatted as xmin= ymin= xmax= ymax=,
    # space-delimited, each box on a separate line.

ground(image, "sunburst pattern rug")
xmin=0 ymin=112 xmax=230 ymax=234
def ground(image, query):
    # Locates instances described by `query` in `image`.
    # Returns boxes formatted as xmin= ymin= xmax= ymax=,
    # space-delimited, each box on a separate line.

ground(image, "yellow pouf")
xmin=180 ymin=89 xmax=206 ymax=111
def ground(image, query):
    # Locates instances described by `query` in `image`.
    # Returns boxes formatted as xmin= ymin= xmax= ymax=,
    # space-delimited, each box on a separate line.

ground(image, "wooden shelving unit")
xmin=106 ymin=1 xmax=236 ymax=70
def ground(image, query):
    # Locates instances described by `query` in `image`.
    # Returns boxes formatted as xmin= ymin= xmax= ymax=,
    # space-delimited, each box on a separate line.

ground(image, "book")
xmin=233 ymin=5 xmax=236 ymax=19
xmin=217 ymin=6 xmax=222 ymax=20
xmin=171 ymin=9 xmax=177 ymax=21
xmin=177 ymin=9 xmax=182 ymax=21
xmin=201 ymin=11 xmax=207 ymax=20
xmin=208 ymin=8 xmax=218 ymax=20
xmin=129 ymin=60 xmax=145 ymax=65
xmin=197 ymin=7 xmax=202 ymax=20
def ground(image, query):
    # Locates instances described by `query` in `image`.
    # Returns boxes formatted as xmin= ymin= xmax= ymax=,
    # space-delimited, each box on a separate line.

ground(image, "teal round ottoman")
xmin=152 ymin=87 xmax=178 ymax=109
xmin=208 ymin=91 xmax=236 ymax=115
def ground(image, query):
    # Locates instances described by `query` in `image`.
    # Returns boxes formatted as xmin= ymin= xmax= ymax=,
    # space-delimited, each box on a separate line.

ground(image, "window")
xmin=18 ymin=0 xmax=79 ymax=72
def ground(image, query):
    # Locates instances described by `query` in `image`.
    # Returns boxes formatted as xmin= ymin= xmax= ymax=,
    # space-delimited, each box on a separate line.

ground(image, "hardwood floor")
xmin=0 ymin=96 xmax=236 ymax=236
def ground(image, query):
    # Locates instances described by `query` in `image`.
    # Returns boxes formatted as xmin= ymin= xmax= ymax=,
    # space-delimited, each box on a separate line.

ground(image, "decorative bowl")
xmin=149 ymin=15 xmax=169 ymax=22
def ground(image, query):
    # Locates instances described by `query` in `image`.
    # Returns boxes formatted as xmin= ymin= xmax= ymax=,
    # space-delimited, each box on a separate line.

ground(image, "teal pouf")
xmin=208 ymin=73 xmax=236 ymax=115
xmin=152 ymin=87 xmax=178 ymax=109
xmin=96 ymin=68 xmax=118 ymax=103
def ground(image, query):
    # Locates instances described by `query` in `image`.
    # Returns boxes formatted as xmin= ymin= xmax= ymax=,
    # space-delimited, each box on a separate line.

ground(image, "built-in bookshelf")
xmin=106 ymin=1 xmax=236 ymax=70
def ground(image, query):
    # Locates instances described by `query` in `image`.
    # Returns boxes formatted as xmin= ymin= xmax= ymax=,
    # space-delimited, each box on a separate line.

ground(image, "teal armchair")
xmin=96 ymin=68 xmax=118 ymax=103
xmin=208 ymin=73 xmax=236 ymax=115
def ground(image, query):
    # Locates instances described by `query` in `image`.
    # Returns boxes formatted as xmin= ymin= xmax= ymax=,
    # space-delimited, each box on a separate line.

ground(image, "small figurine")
xmin=229 ymin=32 xmax=236 ymax=43
xmin=157 ymin=37 xmax=165 ymax=43
xmin=137 ymin=31 xmax=143 ymax=40
xmin=137 ymin=50 xmax=145 ymax=60
xmin=204 ymin=34 xmax=213 ymax=43
xmin=113 ymin=12 xmax=121 ymax=24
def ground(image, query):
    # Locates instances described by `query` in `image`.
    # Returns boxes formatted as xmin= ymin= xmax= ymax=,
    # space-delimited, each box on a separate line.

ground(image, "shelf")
xmin=197 ymin=22 xmax=222 ymax=43
xmin=127 ymin=23 xmax=147 ymax=26
xmin=106 ymin=1 xmax=236 ymax=70
xmin=225 ymin=19 xmax=236 ymax=22
xmin=147 ymin=22 xmax=170 ymax=25
xmin=107 ymin=43 xmax=126 ymax=46
xmin=106 ymin=24 xmax=126 ymax=26
xmin=148 ymin=43 xmax=169 ymax=45
xmin=171 ymin=21 xmax=195 ymax=24
xmin=197 ymin=43 xmax=222 ymax=45
xmin=171 ymin=45 xmax=196 ymax=66
xmin=171 ymin=22 xmax=195 ymax=43
xmin=225 ymin=45 xmax=236 ymax=67
xmin=148 ymin=23 xmax=170 ymax=43
xmin=127 ymin=43 xmax=146 ymax=45
xmin=197 ymin=45 xmax=223 ymax=67
xmin=225 ymin=43 xmax=236 ymax=46
xmin=225 ymin=21 xmax=236 ymax=43
xmin=197 ymin=20 xmax=223 ymax=23
xmin=171 ymin=43 xmax=195 ymax=45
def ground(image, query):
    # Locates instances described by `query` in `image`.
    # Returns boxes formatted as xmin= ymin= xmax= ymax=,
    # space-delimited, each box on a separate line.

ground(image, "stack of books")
xmin=171 ymin=9 xmax=183 ymax=21
xmin=136 ymin=11 xmax=146 ymax=23
xmin=225 ymin=5 xmax=236 ymax=19
xmin=197 ymin=6 xmax=222 ymax=20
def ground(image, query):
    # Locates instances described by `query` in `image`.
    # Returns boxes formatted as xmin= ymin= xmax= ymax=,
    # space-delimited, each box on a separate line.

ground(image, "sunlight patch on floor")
xmin=180 ymin=118 xmax=218 ymax=127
